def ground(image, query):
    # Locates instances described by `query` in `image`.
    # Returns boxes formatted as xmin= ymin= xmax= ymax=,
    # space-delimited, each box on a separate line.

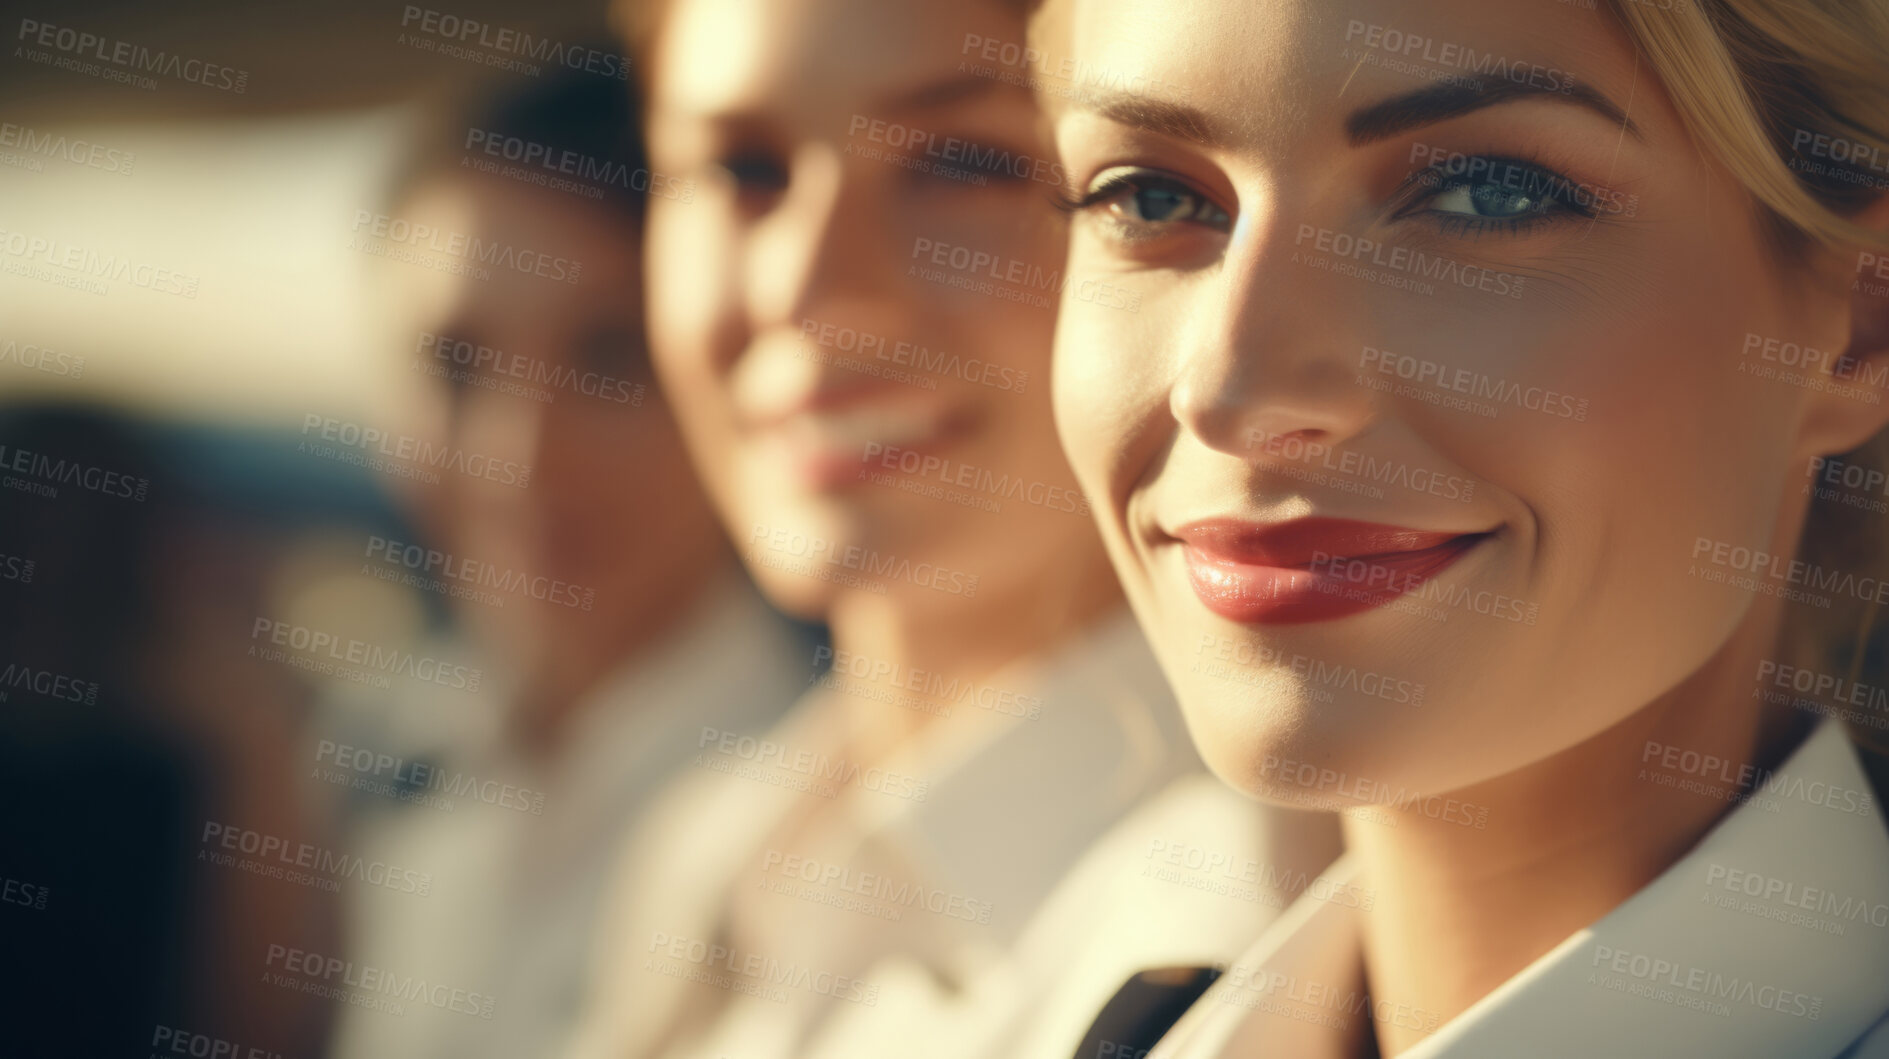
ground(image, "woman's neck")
xmin=823 ymin=561 xmax=1124 ymax=755
xmin=1345 ymin=596 xmax=1808 ymax=1057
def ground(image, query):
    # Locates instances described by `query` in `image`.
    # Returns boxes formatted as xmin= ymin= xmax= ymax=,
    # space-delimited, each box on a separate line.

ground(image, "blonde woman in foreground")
xmin=1030 ymin=0 xmax=1889 ymax=1054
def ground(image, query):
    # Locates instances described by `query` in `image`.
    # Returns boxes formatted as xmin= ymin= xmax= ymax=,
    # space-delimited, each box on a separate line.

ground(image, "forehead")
xmin=653 ymin=0 xmax=1030 ymax=118
xmin=1043 ymin=0 xmax=1644 ymax=150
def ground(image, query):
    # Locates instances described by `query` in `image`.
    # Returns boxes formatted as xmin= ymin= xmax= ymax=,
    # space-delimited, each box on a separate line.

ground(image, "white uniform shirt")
xmin=1149 ymin=719 xmax=1889 ymax=1059
xmin=330 ymin=574 xmax=806 ymax=1059
xmin=564 ymin=610 xmax=1342 ymax=1059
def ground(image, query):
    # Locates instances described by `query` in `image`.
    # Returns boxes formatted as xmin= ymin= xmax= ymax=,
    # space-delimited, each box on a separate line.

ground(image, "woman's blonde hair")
xmin=1602 ymin=0 xmax=1889 ymax=772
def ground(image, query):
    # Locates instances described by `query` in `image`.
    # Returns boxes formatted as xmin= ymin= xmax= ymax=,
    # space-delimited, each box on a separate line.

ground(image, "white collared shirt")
xmin=1150 ymin=719 xmax=1889 ymax=1059
xmin=329 ymin=572 xmax=807 ymax=1059
xmin=564 ymin=610 xmax=1342 ymax=1059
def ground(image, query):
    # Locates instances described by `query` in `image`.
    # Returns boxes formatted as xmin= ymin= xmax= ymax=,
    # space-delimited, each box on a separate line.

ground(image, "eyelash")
xmin=1052 ymin=171 xmax=1229 ymax=244
xmin=1388 ymin=152 xmax=1600 ymax=236
xmin=1059 ymin=154 xmax=1605 ymax=242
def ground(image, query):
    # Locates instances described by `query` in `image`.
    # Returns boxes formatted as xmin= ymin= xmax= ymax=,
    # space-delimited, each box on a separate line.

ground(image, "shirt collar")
xmin=1155 ymin=719 xmax=1889 ymax=1058
xmin=862 ymin=609 xmax=1201 ymax=945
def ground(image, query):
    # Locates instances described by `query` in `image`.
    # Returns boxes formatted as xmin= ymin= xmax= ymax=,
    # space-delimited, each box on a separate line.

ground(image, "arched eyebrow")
xmin=1067 ymin=78 xmax=1639 ymax=153
xmin=1065 ymin=92 xmax=1231 ymax=150
xmin=1345 ymin=81 xmax=1642 ymax=145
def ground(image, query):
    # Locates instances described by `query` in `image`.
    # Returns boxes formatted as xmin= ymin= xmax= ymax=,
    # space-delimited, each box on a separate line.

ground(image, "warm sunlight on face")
xmin=644 ymin=0 xmax=1106 ymax=620
xmin=1040 ymin=0 xmax=1876 ymax=799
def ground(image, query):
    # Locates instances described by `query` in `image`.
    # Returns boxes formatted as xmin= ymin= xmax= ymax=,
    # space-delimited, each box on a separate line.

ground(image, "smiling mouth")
xmin=757 ymin=401 xmax=974 ymax=491
xmin=1172 ymin=517 xmax=1493 ymax=624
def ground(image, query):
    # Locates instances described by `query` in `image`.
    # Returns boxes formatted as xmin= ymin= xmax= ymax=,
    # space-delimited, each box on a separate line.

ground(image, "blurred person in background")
xmin=561 ymin=1 xmax=1341 ymax=1057
xmin=327 ymin=63 xmax=809 ymax=1059
xmin=0 ymin=404 xmax=342 ymax=1058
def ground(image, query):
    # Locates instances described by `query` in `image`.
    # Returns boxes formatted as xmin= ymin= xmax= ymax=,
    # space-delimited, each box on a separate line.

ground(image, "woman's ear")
xmin=1796 ymin=196 xmax=1889 ymax=460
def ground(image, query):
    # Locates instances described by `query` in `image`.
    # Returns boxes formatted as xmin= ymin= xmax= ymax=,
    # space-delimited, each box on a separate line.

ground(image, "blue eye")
xmin=1126 ymin=184 xmax=1203 ymax=222
xmin=1430 ymin=181 xmax=1548 ymax=219
xmin=1059 ymin=167 xmax=1231 ymax=234
xmin=1398 ymin=157 xmax=1598 ymax=233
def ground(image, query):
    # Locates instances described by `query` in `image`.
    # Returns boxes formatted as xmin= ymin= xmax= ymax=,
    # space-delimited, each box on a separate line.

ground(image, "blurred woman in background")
xmin=562 ymin=0 xmax=1340 ymax=1056
xmin=330 ymin=66 xmax=808 ymax=1059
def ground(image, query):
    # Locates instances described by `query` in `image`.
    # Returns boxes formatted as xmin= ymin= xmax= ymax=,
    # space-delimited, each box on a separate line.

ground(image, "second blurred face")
xmin=644 ymin=0 xmax=1105 ymax=620
xmin=392 ymin=178 xmax=722 ymax=710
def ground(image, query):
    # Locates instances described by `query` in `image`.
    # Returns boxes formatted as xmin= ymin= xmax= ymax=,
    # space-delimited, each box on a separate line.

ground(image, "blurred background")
xmin=0 ymin=3 xmax=820 ymax=1056
xmin=0 ymin=0 xmax=614 ymax=418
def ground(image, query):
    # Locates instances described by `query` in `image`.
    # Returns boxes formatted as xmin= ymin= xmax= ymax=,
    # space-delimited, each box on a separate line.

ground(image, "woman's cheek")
xmin=1052 ymin=293 xmax=1150 ymax=507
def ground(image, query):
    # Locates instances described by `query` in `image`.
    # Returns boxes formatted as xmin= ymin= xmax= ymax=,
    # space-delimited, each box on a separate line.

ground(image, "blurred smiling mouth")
xmin=757 ymin=401 xmax=975 ymax=490
xmin=1170 ymin=517 xmax=1494 ymax=624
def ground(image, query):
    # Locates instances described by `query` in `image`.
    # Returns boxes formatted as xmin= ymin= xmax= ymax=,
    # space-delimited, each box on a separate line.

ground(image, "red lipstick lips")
xmin=1174 ymin=517 xmax=1487 ymax=624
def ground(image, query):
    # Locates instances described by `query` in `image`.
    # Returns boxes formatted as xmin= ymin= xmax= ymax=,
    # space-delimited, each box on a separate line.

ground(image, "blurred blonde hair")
xmin=1604 ymin=0 xmax=1889 ymax=770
